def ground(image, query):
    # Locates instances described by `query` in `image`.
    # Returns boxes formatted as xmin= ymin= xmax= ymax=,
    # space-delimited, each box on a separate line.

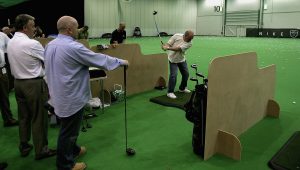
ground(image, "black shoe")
xmin=35 ymin=149 xmax=57 ymax=160
xmin=0 ymin=162 xmax=8 ymax=170
xmin=3 ymin=119 xmax=19 ymax=127
xmin=19 ymin=143 xmax=33 ymax=157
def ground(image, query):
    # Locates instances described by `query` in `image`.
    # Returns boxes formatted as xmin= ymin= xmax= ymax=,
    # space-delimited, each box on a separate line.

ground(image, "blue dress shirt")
xmin=45 ymin=34 xmax=126 ymax=117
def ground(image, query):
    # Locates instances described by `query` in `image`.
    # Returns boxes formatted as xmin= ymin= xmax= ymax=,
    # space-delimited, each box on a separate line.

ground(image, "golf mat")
xmin=268 ymin=131 xmax=300 ymax=170
xmin=149 ymin=91 xmax=191 ymax=110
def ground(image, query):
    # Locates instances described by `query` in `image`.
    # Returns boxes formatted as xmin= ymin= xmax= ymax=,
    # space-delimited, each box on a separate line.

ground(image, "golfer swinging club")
xmin=161 ymin=30 xmax=194 ymax=99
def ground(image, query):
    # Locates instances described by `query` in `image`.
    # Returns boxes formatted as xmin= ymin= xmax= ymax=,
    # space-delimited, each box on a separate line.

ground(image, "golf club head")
xmin=191 ymin=64 xmax=197 ymax=69
xmin=126 ymin=148 xmax=136 ymax=156
xmin=196 ymin=72 xmax=204 ymax=78
xmin=153 ymin=11 xmax=158 ymax=15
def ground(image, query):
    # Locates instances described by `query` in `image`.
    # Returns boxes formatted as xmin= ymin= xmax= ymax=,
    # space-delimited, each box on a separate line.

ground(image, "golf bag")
xmin=133 ymin=27 xmax=142 ymax=37
xmin=184 ymin=83 xmax=207 ymax=157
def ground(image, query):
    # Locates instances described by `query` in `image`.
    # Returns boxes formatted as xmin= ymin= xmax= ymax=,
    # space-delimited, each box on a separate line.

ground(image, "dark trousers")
xmin=4 ymin=53 xmax=14 ymax=91
xmin=57 ymin=109 xmax=83 ymax=170
xmin=168 ymin=61 xmax=189 ymax=93
xmin=0 ymin=70 xmax=14 ymax=122
xmin=14 ymin=78 xmax=49 ymax=155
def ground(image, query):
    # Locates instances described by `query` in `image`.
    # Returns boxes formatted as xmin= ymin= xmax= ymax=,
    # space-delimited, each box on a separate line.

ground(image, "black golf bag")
xmin=184 ymin=83 xmax=207 ymax=157
xmin=133 ymin=27 xmax=142 ymax=37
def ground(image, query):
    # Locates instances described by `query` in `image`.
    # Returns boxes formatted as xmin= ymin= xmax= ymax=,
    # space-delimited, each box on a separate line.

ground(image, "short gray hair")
xmin=14 ymin=14 xmax=35 ymax=31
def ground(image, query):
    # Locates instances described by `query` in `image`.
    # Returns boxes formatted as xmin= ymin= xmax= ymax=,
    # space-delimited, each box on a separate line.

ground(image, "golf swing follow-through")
xmin=161 ymin=30 xmax=195 ymax=99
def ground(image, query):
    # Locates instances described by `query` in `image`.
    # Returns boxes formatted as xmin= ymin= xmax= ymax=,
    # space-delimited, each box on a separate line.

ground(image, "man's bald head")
xmin=183 ymin=30 xmax=194 ymax=42
xmin=57 ymin=16 xmax=79 ymax=38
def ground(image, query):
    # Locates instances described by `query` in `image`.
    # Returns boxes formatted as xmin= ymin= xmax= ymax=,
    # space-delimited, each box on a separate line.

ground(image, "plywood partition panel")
xmin=90 ymin=44 xmax=168 ymax=96
xmin=36 ymin=38 xmax=90 ymax=49
xmin=36 ymin=38 xmax=168 ymax=96
xmin=216 ymin=130 xmax=241 ymax=160
xmin=266 ymin=99 xmax=280 ymax=118
xmin=35 ymin=38 xmax=54 ymax=47
xmin=204 ymin=52 xmax=279 ymax=160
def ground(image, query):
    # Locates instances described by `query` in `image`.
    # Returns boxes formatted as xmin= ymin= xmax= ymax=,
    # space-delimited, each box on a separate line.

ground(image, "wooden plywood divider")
xmin=90 ymin=44 xmax=168 ymax=96
xmin=203 ymin=52 xmax=280 ymax=160
xmin=36 ymin=38 xmax=90 ymax=48
xmin=216 ymin=130 xmax=241 ymax=160
xmin=35 ymin=37 xmax=53 ymax=47
xmin=36 ymin=39 xmax=168 ymax=96
xmin=266 ymin=99 xmax=280 ymax=118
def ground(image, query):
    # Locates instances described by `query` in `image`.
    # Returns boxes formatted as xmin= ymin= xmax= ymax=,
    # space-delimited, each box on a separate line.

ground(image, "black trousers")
xmin=0 ymin=69 xmax=14 ymax=122
xmin=57 ymin=109 xmax=83 ymax=170
xmin=4 ymin=53 xmax=14 ymax=91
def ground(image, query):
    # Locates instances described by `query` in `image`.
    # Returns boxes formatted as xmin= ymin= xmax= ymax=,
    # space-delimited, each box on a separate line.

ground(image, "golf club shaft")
xmin=153 ymin=16 xmax=164 ymax=45
xmin=124 ymin=66 xmax=128 ymax=149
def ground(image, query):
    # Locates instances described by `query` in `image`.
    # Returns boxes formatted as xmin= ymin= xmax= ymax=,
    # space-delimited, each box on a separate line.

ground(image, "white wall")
xmin=196 ymin=0 xmax=224 ymax=35
xmin=225 ymin=0 xmax=260 ymax=36
xmin=226 ymin=0 xmax=260 ymax=11
xmin=263 ymin=0 xmax=300 ymax=29
xmin=85 ymin=0 xmax=197 ymax=37
xmin=85 ymin=0 xmax=300 ymax=37
xmin=84 ymin=0 xmax=119 ymax=38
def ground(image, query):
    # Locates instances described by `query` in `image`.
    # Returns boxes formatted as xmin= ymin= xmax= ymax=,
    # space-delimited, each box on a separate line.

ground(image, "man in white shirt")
xmin=7 ymin=14 xmax=56 ymax=160
xmin=1 ymin=26 xmax=15 ymax=91
xmin=0 ymin=31 xmax=18 ymax=127
xmin=162 ymin=30 xmax=194 ymax=99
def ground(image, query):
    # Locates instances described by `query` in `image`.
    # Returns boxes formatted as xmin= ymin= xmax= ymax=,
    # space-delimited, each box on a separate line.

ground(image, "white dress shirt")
xmin=0 ymin=32 xmax=10 ymax=67
xmin=7 ymin=32 xmax=45 ymax=79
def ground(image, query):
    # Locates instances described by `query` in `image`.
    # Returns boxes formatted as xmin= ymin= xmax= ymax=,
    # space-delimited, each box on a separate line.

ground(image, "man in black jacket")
xmin=110 ymin=22 xmax=126 ymax=44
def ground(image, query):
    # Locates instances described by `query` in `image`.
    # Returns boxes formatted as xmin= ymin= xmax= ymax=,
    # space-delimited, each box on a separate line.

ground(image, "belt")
xmin=15 ymin=77 xmax=44 ymax=80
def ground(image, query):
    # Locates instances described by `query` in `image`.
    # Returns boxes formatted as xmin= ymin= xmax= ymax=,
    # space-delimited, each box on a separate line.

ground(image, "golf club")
xmin=124 ymin=66 xmax=135 ymax=156
xmin=191 ymin=64 xmax=197 ymax=72
xmin=191 ymin=64 xmax=199 ymax=80
xmin=204 ymin=78 xmax=208 ymax=87
xmin=190 ymin=77 xmax=199 ymax=85
xmin=196 ymin=72 xmax=204 ymax=78
xmin=153 ymin=10 xmax=164 ymax=45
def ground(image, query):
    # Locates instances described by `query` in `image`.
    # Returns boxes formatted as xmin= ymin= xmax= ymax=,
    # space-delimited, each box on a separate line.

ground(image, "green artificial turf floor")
xmin=1 ymin=36 xmax=299 ymax=170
